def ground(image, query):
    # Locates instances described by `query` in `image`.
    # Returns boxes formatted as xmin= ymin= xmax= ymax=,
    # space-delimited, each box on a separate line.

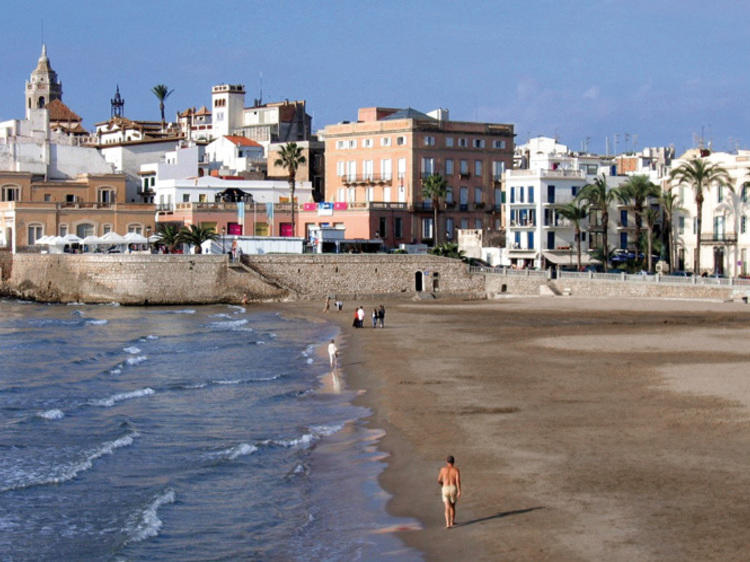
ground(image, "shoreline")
xmin=288 ymin=296 xmax=750 ymax=560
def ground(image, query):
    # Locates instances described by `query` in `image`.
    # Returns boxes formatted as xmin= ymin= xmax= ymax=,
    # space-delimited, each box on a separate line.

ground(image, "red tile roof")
xmin=224 ymin=135 xmax=262 ymax=147
xmin=46 ymin=99 xmax=82 ymax=122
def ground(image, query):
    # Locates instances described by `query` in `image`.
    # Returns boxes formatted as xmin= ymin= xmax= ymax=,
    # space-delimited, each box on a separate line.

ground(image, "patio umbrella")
xmin=34 ymin=235 xmax=53 ymax=245
xmin=82 ymin=235 xmax=102 ymax=246
xmin=123 ymin=232 xmax=148 ymax=244
xmin=61 ymin=234 xmax=83 ymax=245
xmin=99 ymin=232 xmax=127 ymax=244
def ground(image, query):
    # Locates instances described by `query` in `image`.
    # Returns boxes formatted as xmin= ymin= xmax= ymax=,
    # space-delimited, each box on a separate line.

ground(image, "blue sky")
xmin=1 ymin=0 xmax=748 ymax=155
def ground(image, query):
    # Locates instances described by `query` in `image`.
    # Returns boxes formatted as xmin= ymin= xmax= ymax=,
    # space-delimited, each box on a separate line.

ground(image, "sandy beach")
xmin=290 ymin=296 xmax=750 ymax=561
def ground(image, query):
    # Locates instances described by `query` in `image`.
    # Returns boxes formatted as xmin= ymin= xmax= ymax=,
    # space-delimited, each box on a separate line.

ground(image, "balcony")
xmin=704 ymin=233 xmax=738 ymax=244
xmin=459 ymin=203 xmax=469 ymax=211
xmin=459 ymin=172 xmax=471 ymax=179
xmin=341 ymin=173 xmax=392 ymax=185
xmin=368 ymin=202 xmax=407 ymax=210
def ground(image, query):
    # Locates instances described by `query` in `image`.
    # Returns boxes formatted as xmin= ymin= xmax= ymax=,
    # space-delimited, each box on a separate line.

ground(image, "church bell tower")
xmin=25 ymin=44 xmax=63 ymax=119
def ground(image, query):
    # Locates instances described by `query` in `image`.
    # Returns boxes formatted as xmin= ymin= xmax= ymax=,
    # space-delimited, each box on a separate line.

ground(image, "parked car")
xmin=667 ymin=270 xmax=693 ymax=277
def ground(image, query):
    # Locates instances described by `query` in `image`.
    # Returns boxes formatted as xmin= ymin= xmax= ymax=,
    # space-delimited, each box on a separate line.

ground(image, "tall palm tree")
xmin=422 ymin=173 xmax=448 ymax=245
xmin=578 ymin=174 xmax=620 ymax=272
xmin=151 ymin=84 xmax=174 ymax=126
xmin=659 ymin=189 xmax=686 ymax=270
xmin=274 ymin=143 xmax=306 ymax=237
xmin=556 ymin=200 xmax=588 ymax=271
xmin=643 ymin=207 xmax=660 ymax=273
xmin=670 ymin=158 xmax=730 ymax=275
xmin=176 ymin=224 xmax=218 ymax=254
xmin=155 ymin=224 xmax=180 ymax=253
xmin=618 ymin=175 xmax=660 ymax=267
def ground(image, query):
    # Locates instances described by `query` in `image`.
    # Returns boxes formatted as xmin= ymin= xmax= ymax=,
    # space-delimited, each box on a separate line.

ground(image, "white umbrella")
xmin=148 ymin=234 xmax=162 ymax=243
xmin=61 ymin=234 xmax=83 ymax=245
xmin=99 ymin=232 xmax=127 ymax=244
xmin=49 ymin=236 xmax=67 ymax=245
xmin=123 ymin=232 xmax=148 ymax=244
xmin=82 ymin=235 xmax=102 ymax=246
xmin=34 ymin=235 xmax=53 ymax=245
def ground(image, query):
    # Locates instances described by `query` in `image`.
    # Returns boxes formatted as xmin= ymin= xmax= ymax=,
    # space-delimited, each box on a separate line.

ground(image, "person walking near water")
xmin=378 ymin=305 xmax=385 ymax=328
xmin=437 ymin=455 xmax=461 ymax=528
xmin=328 ymin=339 xmax=338 ymax=368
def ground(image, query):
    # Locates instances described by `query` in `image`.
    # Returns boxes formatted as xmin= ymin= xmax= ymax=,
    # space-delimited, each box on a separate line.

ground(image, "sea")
xmin=0 ymin=299 xmax=421 ymax=561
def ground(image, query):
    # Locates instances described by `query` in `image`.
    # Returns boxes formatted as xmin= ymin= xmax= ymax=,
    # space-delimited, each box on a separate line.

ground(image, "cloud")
xmin=582 ymin=86 xmax=600 ymax=100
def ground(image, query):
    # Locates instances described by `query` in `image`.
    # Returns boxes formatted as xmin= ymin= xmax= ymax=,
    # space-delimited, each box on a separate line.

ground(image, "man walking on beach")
xmin=437 ymin=455 xmax=461 ymax=528
xmin=328 ymin=339 xmax=338 ymax=368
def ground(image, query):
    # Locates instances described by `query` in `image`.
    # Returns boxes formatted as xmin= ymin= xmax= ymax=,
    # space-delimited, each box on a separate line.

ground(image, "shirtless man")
xmin=437 ymin=455 xmax=461 ymax=528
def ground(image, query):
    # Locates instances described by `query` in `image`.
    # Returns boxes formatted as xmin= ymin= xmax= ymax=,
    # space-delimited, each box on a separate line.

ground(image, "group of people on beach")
xmin=352 ymin=305 xmax=385 ymax=328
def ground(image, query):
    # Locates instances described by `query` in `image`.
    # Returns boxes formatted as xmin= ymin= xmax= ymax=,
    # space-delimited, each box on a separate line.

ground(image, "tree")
xmin=176 ymin=224 xmax=218 ymax=254
xmin=577 ymin=174 xmax=620 ymax=272
xmin=670 ymin=158 xmax=730 ymax=275
xmin=618 ymin=175 xmax=660 ymax=267
xmin=556 ymin=200 xmax=588 ymax=271
xmin=155 ymin=224 xmax=180 ymax=253
xmin=151 ymin=84 xmax=174 ymax=126
xmin=660 ymin=189 xmax=686 ymax=270
xmin=274 ymin=143 xmax=306 ymax=238
xmin=422 ymin=173 xmax=448 ymax=246
xmin=429 ymin=242 xmax=464 ymax=259
xmin=643 ymin=207 xmax=660 ymax=273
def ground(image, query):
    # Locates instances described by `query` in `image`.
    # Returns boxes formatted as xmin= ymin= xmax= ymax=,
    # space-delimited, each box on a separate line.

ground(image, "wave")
xmin=85 ymin=319 xmax=108 ymax=326
xmin=123 ymin=346 xmax=141 ymax=355
xmin=212 ymin=379 xmax=241 ymax=385
xmin=148 ymin=309 xmax=195 ymax=315
xmin=126 ymin=355 xmax=147 ymax=366
xmin=124 ymin=489 xmax=175 ymax=544
xmin=37 ymin=409 xmax=64 ymax=420
xmin=0 ymin=432 xmax=138 ymax=492
xmin=209 ymin=313 xmax=232 ymax=319
xmin=207 ymin=318 xmax=249 ymax=331
xmin=271 ymin=424 xmax=344 ymax=450
xmin=90 ymin=388 xmax=155 ymax=407
xmin=109 ymin=366 xmax=123 ymax=375
xmin=210 ymin=443 xmax=258 ymax=461
xmin=66 ymin=302 xmax=86 ymax=306
xmin=227 ymin=305 xmax=246 ymax=313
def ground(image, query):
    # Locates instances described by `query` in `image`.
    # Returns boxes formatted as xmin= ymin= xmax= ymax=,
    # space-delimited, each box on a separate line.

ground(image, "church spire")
xmin=25 ymin=44 xmax=62 ymax=118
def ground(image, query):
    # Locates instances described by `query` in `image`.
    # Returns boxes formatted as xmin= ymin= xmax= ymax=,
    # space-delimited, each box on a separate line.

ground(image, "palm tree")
xmin=618 ymin=175 xmax=660 ymax=267
xmin=643 ymin=207 xmax=660 ymax=273
xmin=422 ymin=173 xmax=448 ymax=245
xmin=659 ymin=189 xmax=686 ymax=270
xmin=670 ymin=158 xmax=730 ymax=275
xmin=556 ymin=200 xmax=588 ymax=271
xmin=578 ymin=174 xmax=620 ymax=272
xmin=274 ymin=143 xmax=306 ymax=237
xmin=155 ymin=224 xmax=180 ymax=253
xmin=151 ymin=84 xmax=174 ymax=126
xmin=176 ymin=224 xmax=218 ymax=254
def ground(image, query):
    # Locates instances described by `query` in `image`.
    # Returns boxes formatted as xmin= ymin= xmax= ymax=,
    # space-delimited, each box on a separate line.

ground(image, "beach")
xmin=298 ymin=296 xmax=750 ymax=561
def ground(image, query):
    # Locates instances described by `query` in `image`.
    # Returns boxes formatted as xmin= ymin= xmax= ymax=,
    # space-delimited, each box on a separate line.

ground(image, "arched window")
xmin=98 ymin=187 xmax=116 ymax=204
xmin=1 ymin=185 xmax=20 ymax=201
xmin=127 ymin=224 xmax=143 ymax=235
xmin=76 ymin=223 xmax=95 ymax=238
xmin=38 ymin=96 xmax=45 ymax=108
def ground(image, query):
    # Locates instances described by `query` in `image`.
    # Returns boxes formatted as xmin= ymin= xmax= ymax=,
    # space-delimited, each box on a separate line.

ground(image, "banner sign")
xmin=303 ymin=202 xmax=317 ymax=211
xmin=318 ymin=202 xmax=334 ymax=216
xmin=333 ymin=202 xmax=348 ymax=210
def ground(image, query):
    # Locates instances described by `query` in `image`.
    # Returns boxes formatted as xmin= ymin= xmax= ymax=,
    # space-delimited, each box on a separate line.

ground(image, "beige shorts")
xmin=441 ymin=484 xmax=457 ymax=504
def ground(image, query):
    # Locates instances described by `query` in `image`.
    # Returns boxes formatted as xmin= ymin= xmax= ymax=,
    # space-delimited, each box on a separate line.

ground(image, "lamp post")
xmin=221 ymin=226 xmax=226 ymax=254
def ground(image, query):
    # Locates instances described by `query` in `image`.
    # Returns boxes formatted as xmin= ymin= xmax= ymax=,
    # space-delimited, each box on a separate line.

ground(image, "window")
xmin=445 ymin=137 xmax=454 ymax=147
xmin=397 ymin=158 xmax=406 ymax=180
xmin=548 ymin=185 xmax=555 ymax=203
xmin=422 ymin=218 xmax=434 ymax=239
xmin=459 ymin=187 xmax=468 ymax=210
xmin=27 ymin=224 xmax=43 ymax=245
xmin=44 ymin=194 xmax=51 ymax=202
xmin=475 ymin=218 xmax=483 ymax=229
xmin=366 ymin=187 xmax=374 ymax=202
xmin=66 ymin=194 xmax=76 ymax=203
xmin=620 ymin=232 xmax=628 ymax=249
xmin=348 ymin=140 xmax=357 ymax=149
xmin=461 ymin=218 xmax=469 ymax=229
xmin=347 ymin=187 xmax=356 ymax=202
xmin=216 ymin=111 xmax=224 ymax=122
xmin=396 ymin=136 xmax=406 ymax=146
xmin=571 ymin=186 xmax=578 ymax=197
xmin=494 ymin=188 xmax=502 ymax=209
xmin=493 ymin=140 xmax=506 ymax=149
xmin=421 ymin=157 xmax=435 ymax=176
xmin=446 ymin=186 xmax=454 ymax=203
xmin=128 ymin=224 xmax=143 ymax=234
xmin=547 ymin=231 xmax=555 ymax=250
xmin=492 ymin=161 xmax=504 ymax=180
xmin=59 ymin=225 xmax=68 ymax=236
xmin=510 ymin=187 xmax=515 ymax=203
xmin=336 ymin=140 xmax=346 ymax=149
xmin=424 ymin=136 xmax=435 ymax=146
xmin=519 ymin=187 xmax=524 ymax=203
xmin=183 ymin=194 xmax=190 ymax=202
xmin=199 ymin=194 xmax=207 ymax=203
xmin=445 ymin=159 xmax=454 ymax=175
xmin=474 ymin=187 xmax=482 ymax=204
xmin=337 ymin=161 xmax=346 ymax=177
xmin=678 ymin=216 xmax=685 ymax=234
xmin=102 ymin=224 xmax=112 ymax=234
xmin=394 ymin=217 xmax=403 ymax=238
xmin=76 ymin=223 xmax=94 ymax=238
xmin=473 ymin=139 xmax=485 ymax=148
xmin=620 ymin=210 xmax=628 ymax=227
xmin=381 ymin=137 xmax=391 ymax=147
xmin=363 ymin=138 xmax=373 ymax=148
xmin=363 ymin=160 xmax=374 ymax=180
xmin=528 ymin=186 xmax=534 ymax=203
xmin=527 ymin=231 xmax=534 ymax=249
xmin=446 ymin=217 xmax=454 ymax=239
xmin=2 ymin=185 xmax=20 ymax=201
xmin=380 ymin=159 xmax=392 ymax=180
xmin=336 ymin=188 xmax=345 ymax=202
xmin=98 ymin=188 xmax=115 ymax=204
xmin=474 ymin=160 xmax=482 ymax=176
xmin=379 ymin=217 xmax=387 ymax=238
xmin=458 ymin=138 xmax=467 ymax=147
xmin=460 ymin=160 xmax=469 ymax=175
xmin=348 ymin=161 xmax=356 ymax=181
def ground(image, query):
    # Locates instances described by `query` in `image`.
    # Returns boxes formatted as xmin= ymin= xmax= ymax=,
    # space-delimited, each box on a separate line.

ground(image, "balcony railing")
xmin=341 ymin=173 xmax=393 ymax=185
xmin=704 ymin=233 xmax=738 ymax=244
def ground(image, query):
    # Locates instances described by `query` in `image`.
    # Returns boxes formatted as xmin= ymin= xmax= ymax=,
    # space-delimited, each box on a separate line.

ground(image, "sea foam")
xmin=90 ymin=388 xmax=155 ymax=407
xmin=37 ymin=409 xmax=64 ymax=420
xmin=124 ymin=489 xmax=176 ymax=543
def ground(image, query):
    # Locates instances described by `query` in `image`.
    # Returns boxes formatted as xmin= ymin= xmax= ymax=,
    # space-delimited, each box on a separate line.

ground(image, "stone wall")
xmin=1 ymin=253 xmax=485 ymax=304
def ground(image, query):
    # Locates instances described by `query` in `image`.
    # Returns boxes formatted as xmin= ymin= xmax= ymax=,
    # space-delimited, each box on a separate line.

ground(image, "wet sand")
xmin=291 ymin=296 xmax=750 ymax=561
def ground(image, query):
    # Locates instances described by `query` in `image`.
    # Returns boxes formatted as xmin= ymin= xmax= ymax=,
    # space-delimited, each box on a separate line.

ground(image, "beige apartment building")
xmin=322 ymin=107 xmax=514 ymax=247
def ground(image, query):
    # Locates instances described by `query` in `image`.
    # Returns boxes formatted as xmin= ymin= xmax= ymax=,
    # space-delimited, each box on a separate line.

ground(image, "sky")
xmin=1 ymin=0 xmax=748 ymax=155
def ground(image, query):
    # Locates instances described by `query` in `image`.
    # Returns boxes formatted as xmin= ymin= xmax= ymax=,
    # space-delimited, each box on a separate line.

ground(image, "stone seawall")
xmin=0 ymin=253 xmax=485 ymax=304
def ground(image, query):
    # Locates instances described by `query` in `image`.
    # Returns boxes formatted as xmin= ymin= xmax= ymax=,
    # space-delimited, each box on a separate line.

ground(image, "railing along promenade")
xmin=468 ymin=266 xmax=750 ymax=288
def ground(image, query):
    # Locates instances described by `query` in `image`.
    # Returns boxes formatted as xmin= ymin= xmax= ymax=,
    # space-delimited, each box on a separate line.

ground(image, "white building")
xmin=205 ymin=135 xmax=264 ymax=175
xmin=505 ymin=137 xmax=625 ymax=269
xmin=669 ymin=149 xmax=750 ymax=276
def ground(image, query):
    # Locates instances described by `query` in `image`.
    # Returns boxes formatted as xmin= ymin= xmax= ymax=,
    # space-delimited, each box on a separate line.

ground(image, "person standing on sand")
xmin=378 ymin=305 xmax=385 ymax=328
xmin=328 ymin=339 xmax=338 ymax=368
xmin=437 ymin=455 xmax=461 ymax=528
xmin=324 ymin=295 xmax=331 ymax=312
xmin=357 ymin=306 xmax=365 ymax=328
